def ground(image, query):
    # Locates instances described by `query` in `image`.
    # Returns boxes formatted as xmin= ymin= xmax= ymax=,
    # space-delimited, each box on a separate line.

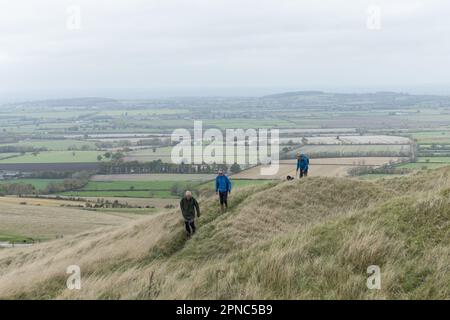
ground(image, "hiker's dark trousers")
xmin=219 ymin=191 xmax=228 ymax=207
xmin=184 ymin=219 xmax=196 ymax=235
xmin=299 ymin=169 xmax=308 ymax=178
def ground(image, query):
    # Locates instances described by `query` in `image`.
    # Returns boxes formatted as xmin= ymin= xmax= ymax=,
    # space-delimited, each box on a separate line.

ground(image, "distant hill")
xmin=2 ymin=97 xmax=120 ymax=108
xmin=0 ymin=167 xmax=448 ymax=299
xmin=262 ymin=90 xmax=409 ymax=99
xmin=260 ymin=91 xmax=450 ymax=109
xmin=263 ymin=90 xmax=325 ymax=98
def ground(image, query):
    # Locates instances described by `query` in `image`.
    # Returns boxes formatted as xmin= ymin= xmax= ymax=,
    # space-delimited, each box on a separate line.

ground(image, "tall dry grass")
xmin=0 ymin=202 xmax=136 ymax=240
xmin=0 ymin=168 xmax=449 ymax=299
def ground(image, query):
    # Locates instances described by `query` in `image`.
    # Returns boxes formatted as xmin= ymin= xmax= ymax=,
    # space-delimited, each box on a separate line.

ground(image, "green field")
xmin=0 ymin=153 xmax=19 ymax=160
xmin=61 ymin=190 xmax=174 ymax=198
xmin=417 ymin=157 xmax=450 ymax=163
xmin=125 ymin=146 xmax=173 ymax=161
xmin=296 ymin=144 xmax=410 ymax=154
xmin=411 ymin=130 xmax=450 ymax=144
xmin=0 ymin=179 xmax=62 ymax=190
xmin=394 ymin=156 xmax=450 ymax=170
xmin=82 ymin=180 xmax=191 ymax=191
xmin=91 ymin=173 xmax=215 ymax=182
xmin=0 ymin=233 xmax=32 ymax=243
xmin=0 ymin=139 xmax=97 ymax=151
xmin=60 ymin=178 xmax=272 ymax=198
xmin=0 ymin=151 xmax=104 ymax=163
xmin=206 ymin=119 xmax=296 ymax=129
xmin=396 ymin=162 xmax=450 ymax=170
xmin=97 ymin=108 xmax=189 ymax=116
xmin=61 ymin=179 xmax=200 ymax=198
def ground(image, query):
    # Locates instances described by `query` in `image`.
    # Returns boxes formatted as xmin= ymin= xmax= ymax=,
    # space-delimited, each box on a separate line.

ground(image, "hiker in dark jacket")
xmin=296 ymin=153 xmax=310 ymax=178
xmin=179 ymin=191 xmax=200 ymax=238
xmin=215 ymin=169 xmax=232 ymax=213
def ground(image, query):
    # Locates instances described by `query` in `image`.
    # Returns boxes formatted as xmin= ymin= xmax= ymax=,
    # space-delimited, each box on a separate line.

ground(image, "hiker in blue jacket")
xmin=215 ymin=169 xmax=232 ymax=213
xmin=296 ymin=153 xmax=310 ymax=178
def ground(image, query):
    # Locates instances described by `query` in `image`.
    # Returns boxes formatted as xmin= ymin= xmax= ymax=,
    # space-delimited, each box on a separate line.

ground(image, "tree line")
xmin=98 ymin=159 xmax=241 ymax=175
xmin=0 ymin=146 xmax=48 ymax=154
xmin=0 ymin=172 xmax=91 ymax=196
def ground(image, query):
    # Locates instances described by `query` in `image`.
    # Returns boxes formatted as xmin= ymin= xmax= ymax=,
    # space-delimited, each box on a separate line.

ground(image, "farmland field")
xmin=62 ymin=180 xmax=202 ymax=199
xmin=90 ymin=173 xmax=215 ymax=181
xmin=20 ymin=195 xmax=179 ymax=210
xmin=0 ymin=201 xmax=139 ymax=241
xmin=96 ymin=108 xmax=190 ymax=116
xmin=48 ymin=174 xmax=218 ymax=198
xmin=295 ymin=144 xmax=410 ymax=154
xmin=61 ymin=190 xmax=174 ymax=198
xmin=60 ymin=176 xmax=273 ymax=198
xmin=62 ymin=183 xmax=191 ymax=198
xmin=411 ymin=131 xmax=450 ymax=144
xmin=0 ymin=196 xmax=89 ymax=207
xmin=391 ymin=156 xmax=450 ymax=170
xmin=82 ymin=180 xmax=190 ymax=191
xmin=417 ymin=157 xmax=450 ymax=163
xmin=123 ymin=147 xmax=173 ymax=162
xmin=235 ymin=164 xmax=353 ymax=179
xmin=295 ymin=135 xmax=411 ymax=145
xmin=0 ymin=153 xmax=19 ymax=160
xmin=234 ymin=157 xmax=402 ymax=179
xmin=0 ymin=151 xmax=104 ymax=164
xmin=0 ymin=139 xmax=97 ymax=151
xmin=396 ymin=162 xmax=450 ymax=170
xmin=0 ymin=179 xmax=62 ymax=190
xmin=78 ymin=197 xmax=178 ymax=209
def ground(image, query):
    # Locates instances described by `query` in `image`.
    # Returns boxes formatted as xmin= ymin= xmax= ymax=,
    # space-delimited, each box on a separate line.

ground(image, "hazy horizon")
xmin=2 ymin=85 xmax=450 ymax=104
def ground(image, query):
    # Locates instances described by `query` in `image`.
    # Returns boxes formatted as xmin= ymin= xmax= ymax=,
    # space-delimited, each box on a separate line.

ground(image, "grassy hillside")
xmin=0 ymin=168 xmax=449 ymax=299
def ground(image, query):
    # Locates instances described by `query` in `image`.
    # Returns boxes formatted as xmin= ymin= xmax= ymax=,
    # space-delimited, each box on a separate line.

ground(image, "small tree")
xmin=230 ymin=163 xmax=241 ymax=174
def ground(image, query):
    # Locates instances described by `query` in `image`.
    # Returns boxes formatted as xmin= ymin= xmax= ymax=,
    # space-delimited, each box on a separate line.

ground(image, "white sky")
xmin=1 ymin=0 xmax=450 ymax=100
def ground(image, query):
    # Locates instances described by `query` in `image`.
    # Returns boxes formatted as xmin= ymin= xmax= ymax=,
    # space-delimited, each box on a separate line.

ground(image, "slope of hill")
xmin=0 ymin=168 xmax=449 ymax=299
xmin=2 ymin=97 xmax=119 ymax=109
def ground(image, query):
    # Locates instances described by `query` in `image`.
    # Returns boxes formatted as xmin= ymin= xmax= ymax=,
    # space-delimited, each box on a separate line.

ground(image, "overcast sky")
xmin=1 ymin=0 xmax=450 ymax=100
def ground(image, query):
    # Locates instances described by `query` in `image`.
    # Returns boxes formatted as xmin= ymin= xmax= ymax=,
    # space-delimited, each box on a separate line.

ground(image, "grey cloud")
xmin=1 ymin=0 xmax=450 ymax=98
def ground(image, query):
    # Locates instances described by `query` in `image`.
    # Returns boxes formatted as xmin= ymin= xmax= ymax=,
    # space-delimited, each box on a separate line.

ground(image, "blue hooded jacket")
xmin=297 ymin=154 xmax=309 ymax=170
xmin=216 ymin=175 xmax=232 ymax=193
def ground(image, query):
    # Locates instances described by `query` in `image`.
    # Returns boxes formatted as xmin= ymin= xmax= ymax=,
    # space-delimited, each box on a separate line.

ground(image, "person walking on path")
xmin=296 ymin=153 xmax=310 ymax=178
xmin=215 ymin=170 xmax=232 ymax=213
xmin=179 ymin=190 xmax=200 ymax=239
